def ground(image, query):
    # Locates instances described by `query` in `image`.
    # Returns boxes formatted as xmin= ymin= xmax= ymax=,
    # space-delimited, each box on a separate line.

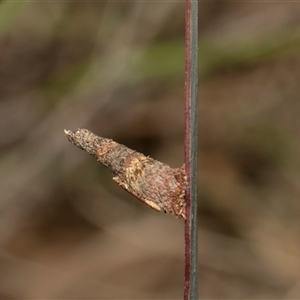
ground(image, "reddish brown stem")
xmin=184 ymin=0 xmax=198 ymax=299
xmin=184 ymin=1 xmax=192 ymax=297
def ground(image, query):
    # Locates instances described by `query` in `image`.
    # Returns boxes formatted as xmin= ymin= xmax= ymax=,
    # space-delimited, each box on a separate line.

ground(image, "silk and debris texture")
xmin=64 ymin=129 xmax=187 ymax=219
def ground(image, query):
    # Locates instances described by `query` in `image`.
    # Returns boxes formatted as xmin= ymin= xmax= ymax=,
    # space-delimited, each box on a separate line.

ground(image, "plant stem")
xmin=184 ymin=0 xmax=198 ymax=299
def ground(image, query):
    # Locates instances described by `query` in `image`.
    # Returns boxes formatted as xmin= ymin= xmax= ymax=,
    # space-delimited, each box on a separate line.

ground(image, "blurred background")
xmin=1 ymin=1 xmax=300 ymax=299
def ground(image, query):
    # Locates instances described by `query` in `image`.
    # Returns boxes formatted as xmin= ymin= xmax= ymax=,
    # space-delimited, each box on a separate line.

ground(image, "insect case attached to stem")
xmin=65 ymin=128 xmax=187 ymax=219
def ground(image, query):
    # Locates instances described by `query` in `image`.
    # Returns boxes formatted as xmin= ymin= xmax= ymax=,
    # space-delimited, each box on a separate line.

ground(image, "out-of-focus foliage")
xmin=1 ymin=1 xmax=300 ymax=299
xmin=0 ymin=2 xmax=27 ymax=36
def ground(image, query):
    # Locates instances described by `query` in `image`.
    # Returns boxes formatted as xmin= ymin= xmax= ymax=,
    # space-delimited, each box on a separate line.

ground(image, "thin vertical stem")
xmin=184 ymin=0 xmax=198 ymax=299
